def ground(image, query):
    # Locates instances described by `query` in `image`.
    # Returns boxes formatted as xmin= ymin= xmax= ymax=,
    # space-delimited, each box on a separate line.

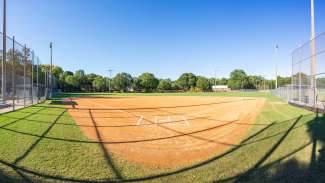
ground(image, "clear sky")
xmin=4 ymin=0 xmax=325 ymax=79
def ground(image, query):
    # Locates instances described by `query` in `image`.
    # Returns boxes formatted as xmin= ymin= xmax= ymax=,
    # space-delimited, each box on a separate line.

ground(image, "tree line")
xmin=50 ymin=67 xmax=292 ymax=92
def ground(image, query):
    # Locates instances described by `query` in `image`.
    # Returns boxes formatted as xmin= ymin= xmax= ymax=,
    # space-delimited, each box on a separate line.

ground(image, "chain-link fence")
xmin=272 ymin=32 xmax=325 ymax=111
xmin=0 ymin=32 xmax=52 ymax=113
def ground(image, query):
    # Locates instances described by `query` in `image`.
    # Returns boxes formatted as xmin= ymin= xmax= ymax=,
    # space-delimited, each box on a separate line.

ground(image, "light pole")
xmin=310 ymin=0 xmax=317 ymax=109
xmin=214 ymin=69 xmax=217 ymax=86
xmin=274 ymin=44 xmax=279 ymax=89
xmin=2 ymin=0 xmax=6 ymax=103
xmin=49 ymin=42 xmax=53 ymax=98
xmin=107 ymin=69 xmax=113 ymax=94
xmin=297 ymin=44 xmax=302 ymax=102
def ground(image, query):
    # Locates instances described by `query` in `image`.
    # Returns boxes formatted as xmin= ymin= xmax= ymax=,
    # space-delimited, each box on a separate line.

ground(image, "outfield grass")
xmin=0 ymin=92 xmax=324 ymax=182
xmin=55 ymin=91 xmax=276 ymax=99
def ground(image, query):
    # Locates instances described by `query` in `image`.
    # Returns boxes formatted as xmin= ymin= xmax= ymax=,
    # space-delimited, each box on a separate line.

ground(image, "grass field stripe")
xmin=13 ymin=109 xmax=67 ymax=164
xmin=0 ymin=107 xmax=46 ymax=128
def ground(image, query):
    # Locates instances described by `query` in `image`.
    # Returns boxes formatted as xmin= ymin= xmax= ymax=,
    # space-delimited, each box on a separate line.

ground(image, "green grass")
xmin=0 ymin=92 xmax=324 ymax=182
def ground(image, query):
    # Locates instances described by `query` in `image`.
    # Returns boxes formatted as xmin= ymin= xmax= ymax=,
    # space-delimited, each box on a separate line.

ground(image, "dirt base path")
xmin=68 ymin=96 xmax=265 ymax=168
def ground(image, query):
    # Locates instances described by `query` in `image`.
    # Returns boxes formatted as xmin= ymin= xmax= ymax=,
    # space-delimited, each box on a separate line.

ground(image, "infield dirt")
xmin=67 ymin=96 xmax=265 ymax=168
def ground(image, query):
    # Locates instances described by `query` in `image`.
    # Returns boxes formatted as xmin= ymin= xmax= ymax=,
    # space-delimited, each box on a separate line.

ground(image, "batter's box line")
xmin=136 ymin=115 xmax=143 ymax=125
xmin=136 ymin=115 xmax=189 ymax=126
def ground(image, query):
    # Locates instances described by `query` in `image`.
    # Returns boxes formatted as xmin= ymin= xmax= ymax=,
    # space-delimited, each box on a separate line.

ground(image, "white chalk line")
xmin=136 ymin=115 xmax=144 ymax=125
xmin=152 ymin=115 xmax=189 ymax=126
xmin=182 ymin=116 xmax=190 ymax=126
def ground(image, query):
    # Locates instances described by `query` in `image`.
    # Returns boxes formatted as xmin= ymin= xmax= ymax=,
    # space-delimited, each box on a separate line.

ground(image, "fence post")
xmin=31 ymin=51 xmax=34 ymax=105
xmin=12 ymin=36 xmax=15 ymax=111
xmin=45 ymin=68 xmax=48 ymax=99
xmin=310 ymin=0 xmax=317 ymax=110
xmin=23 ymin=44 xmax=26 ymax=107
xmin=49 ymin=42 xmax=53 ymax=98
xmin=291 ymin=54 xmax=294 ymax=102
xmin=299 ymin=64 xmax=301 ymax=103
xmin=36 ymin=57 xmax=39 ymax=103
xmin=1 ymin=0 xmax=6 ymax=104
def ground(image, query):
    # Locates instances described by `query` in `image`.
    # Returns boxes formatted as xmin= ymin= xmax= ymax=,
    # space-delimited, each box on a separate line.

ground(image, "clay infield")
xmin=67 ymin=96 xmax=265 ymax=168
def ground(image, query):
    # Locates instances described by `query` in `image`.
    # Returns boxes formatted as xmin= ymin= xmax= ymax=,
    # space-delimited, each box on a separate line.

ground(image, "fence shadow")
xmin=0 ymin=105 xmax=324 ymax=183
xmin=216 ymin=114 xmax=325 ymax=183
xmin=50 ymin=100 xmax=77 ymax=106
xmin=0 ymin=169 xmax=26 ymax=183
xmin=0 ymin=115 xmax=276 ymax=183
xmin=88 ymin=109 xmax=124 ymax=181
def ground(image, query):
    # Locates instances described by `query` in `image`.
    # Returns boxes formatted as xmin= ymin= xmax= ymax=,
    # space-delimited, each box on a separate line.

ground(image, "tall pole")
xmin=36 ymin=57 xmax=39 ymax=103
xmin=45 ymin=68 xmax=47 ymax=98
xmin=23 ymin=45 xmax=26 ymax=107
xmin=108 ymin=69 xmax=113 ymax=94
xmin=274 ymin=44 xmax=279 ymax=89
xmin=31 ymin=51 xmax=34 ymax=104
xmin=310 ymin=0 xmax=317 ymax=109
xmin=49 ymin=42 xmax=53 ymax=98
xmin=214 ymin=69 xmax=217 ymax=86
xmin=12 ymin=36 xmax=14 ymax=110
xmin=275 ymin=68 xmax=278 ymax=89
xmin=291 ymin=54 xmax=294 ymax=101
xmin=2 ymin=0 xmax=6 ymax=103
xmin=299 ymin=63 xmax=302 ymax=102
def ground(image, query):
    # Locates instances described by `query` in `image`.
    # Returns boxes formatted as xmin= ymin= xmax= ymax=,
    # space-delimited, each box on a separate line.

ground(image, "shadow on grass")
xmin=0 ymin=169 xmax=28 ymax=183
xmin=49 ymin=100 xmax=77 ymax=106
xmin=0 ymin=114 xmax=276 ymax=183
xmin=88 ymin=109 xmax=124 ymax=181
xmin=0 ymin=112 xmax=311 ymax=147
xmin=217 ymin=114 xmax=325 ymax=183
xmin=13 ymin=109 xmax=67 ymax=164
xmin=0 ymin=104 xmax=324 ymax=183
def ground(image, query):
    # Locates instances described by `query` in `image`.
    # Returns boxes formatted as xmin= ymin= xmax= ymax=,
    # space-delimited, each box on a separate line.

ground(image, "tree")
xmin=131 ymin=77 xmax=141 ymax=92
xmin=196 ymin=76 xmax=210 ymax=91
xmin=277 ymin=76 xmax=291 ymax=87
xmin=220 ymin=78 xmax=228 ymax=85
xmin=65 ymin=75 xmax=78 ymax=91
xmin=52 ymin=66 xmax=63 ymax=78
xmin=176 ymin=73 xmax=196 ymax=90
xmin=63 ymin=71 xmax=73 ymax=77
xmin=228 ymin=69 xmax=247 ymax=90
xmin=113 ymin=72 xmax=133 ymax=92
xmin=75 ymin=70 xmax=85 ymax=80
xmin=60 ymin=71 xmax=73 ymax=91
xmin=171 ymin=81 xmax=179 ymax=91
xmin=74 ymin=69 xmax=87 ymax=91
xmin=157 ymin=79 xmax=172 ymax=92
xmin=83 ymin=73 xmax=99 ymax=92
xmin=92 ymin=76 xmax=106 ymax=91
xmin=245 ymin=75 xmax=258 ymax=89
xmin=51 ymin=66 xmax=64 ymax=89
xmin=138 ymin=72 xmax=159 ymax=92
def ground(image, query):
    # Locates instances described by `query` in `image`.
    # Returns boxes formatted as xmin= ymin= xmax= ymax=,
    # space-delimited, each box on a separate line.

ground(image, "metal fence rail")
xmin=0 ymin=32 xmax=51 ymax=113
xmin=272 ymin=32 xmax=325 ymax=111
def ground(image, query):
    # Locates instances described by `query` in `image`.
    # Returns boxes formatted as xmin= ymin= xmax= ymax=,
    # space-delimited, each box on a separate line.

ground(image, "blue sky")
xmin=4 ymin=0 xmax=325 ymax=79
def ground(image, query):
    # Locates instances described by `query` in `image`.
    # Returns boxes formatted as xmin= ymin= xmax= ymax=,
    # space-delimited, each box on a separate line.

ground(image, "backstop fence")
xmin=272 ymin=32 xmax=325 ymax=111
xmin=0 ymin=32 xmax=52 ymax=113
